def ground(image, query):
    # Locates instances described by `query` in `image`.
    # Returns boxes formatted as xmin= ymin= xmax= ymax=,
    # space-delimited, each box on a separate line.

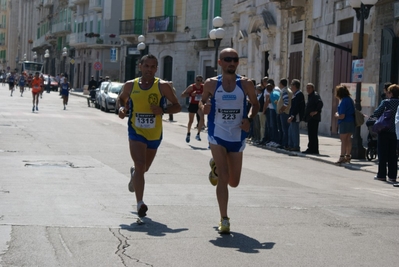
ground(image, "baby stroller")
xmin=366 ymin=116 xmax=378 ymax=161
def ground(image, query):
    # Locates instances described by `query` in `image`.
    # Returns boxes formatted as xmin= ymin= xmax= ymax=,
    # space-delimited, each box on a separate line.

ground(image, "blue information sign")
xmin=110 ymin=48 xmax=117 ymax=63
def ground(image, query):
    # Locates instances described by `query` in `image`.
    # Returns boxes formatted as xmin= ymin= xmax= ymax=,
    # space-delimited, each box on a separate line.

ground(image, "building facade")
xmin=5 ymin=0 xmax=399 ymax=143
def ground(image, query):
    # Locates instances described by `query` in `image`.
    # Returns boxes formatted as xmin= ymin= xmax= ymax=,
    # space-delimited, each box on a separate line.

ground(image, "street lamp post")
xmin=137 ymin=35 xmax=146 ymax=58
xmin=44 ymin=49 xmax=50 ymax=74
xmin=62 ymin=47 xmax=68 ymax=75
xmin=209 ymin=16 xmax=225 ymax=74
xmin=349 ymin=0 xmax=378 ymax=159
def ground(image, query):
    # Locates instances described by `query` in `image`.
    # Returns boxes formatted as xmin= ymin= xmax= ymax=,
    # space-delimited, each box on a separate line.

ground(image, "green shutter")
xmin=164 ymin=0 xmax=174 ymax=16
xmin=214 ymin=0 xmax=221 ymax=17
xmin=201 ymin=0 xmax=208 ymax=38
xmin=134 ymin=0 xmax=144 ymax=34
xmin=134 ymin=0 xmax=143 ymax=19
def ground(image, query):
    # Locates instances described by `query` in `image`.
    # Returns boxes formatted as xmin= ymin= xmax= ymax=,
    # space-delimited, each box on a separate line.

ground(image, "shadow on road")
xmin=120 ymin=216 xmax=188 ymax=237
xmin=209 ymin=231 xmax=275 ymax=253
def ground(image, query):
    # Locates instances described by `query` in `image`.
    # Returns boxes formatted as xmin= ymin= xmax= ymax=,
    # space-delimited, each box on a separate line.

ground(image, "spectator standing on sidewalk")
xmin=265 ymin=80 xmax=280 ymax=147
xmin=287 ymin=79 xmax=305 ymax=151
xmin=302 ymin=83 xmax=323 ymax=154
xmin=373 ymin=84 xmax=399 ymax=183
xmin=257 ymin=79 xmax=267 ymax=145
xmin=334 ymin=85 xmax=355 ymax=164
xmin=277 ymin=78 xmax=292 ymax=149
xmin=89 ymin=76 xmax=97 ymax=90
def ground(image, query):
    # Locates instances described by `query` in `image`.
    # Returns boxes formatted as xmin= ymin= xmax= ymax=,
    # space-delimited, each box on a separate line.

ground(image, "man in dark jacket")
xmin=302 ymin=83 xmax=323 ymax=154
xmin=88 ymin=76 xmax=97 ymax=90
xmin=287 ymin=79 xmax=305 ymax=151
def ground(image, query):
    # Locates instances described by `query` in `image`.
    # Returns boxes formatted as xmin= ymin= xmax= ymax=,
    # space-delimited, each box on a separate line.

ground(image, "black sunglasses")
xmin=222 ymin=57 xmax=239 ymax=63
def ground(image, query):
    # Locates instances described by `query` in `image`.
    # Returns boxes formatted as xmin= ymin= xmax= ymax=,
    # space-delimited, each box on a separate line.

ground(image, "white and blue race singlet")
xmin=207 ymin=75 xmax=247 ymax=143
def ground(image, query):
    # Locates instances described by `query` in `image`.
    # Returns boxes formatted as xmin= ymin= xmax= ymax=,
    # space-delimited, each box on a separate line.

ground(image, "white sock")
xmin=137 ymin=201 xmax=144 ymax=210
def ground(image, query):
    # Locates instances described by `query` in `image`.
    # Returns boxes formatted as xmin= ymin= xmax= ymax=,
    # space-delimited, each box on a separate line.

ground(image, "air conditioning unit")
xmin=336 ymin=2 xmax=343 ymax=10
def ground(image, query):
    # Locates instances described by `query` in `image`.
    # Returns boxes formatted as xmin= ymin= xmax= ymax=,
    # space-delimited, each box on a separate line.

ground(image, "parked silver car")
xmin=95 ymin=81 xmax=110 ymax=109
xmin=100 ymin=82 xmax=124 ymax=112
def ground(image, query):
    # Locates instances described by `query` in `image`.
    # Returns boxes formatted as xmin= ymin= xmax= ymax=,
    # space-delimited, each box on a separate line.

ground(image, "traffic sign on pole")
xmin=93 ymin=61 xmax=102 ymax=71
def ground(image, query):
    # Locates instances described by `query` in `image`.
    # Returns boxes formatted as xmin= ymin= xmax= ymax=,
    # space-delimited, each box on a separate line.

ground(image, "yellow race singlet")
xmin=129 ymin=78 xmax=163 ymax=141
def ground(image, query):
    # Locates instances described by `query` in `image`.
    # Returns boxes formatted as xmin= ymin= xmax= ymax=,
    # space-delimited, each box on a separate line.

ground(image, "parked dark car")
xmin=100 ymin=82 xmax=124 ymax=112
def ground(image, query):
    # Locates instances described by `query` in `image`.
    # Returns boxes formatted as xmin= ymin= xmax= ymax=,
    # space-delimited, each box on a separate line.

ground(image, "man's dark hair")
xmin=280 ymin=78 xmax=288 ymax=87
xmin=291 ymin=79 xmax=300 ymax=89
xmin=267 ymin=79 xmax=275 ymax=86
xmin=140 ymin=54 xmax=158 ymax=66
xmin=384 ymin=82 xmax=392 ymax=90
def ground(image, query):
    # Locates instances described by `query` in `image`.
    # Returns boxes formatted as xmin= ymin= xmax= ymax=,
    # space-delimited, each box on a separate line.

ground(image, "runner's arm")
xmin=199 ymin=78 xmax=215 ymax=115
xmin=118 ymin=81 xmax=133 ymax=119
xmin=156 ymin=81 xmax=181 ymax=115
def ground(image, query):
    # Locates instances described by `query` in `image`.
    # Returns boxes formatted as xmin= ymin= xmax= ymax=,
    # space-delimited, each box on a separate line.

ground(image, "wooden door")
xmin=331 ymin=42 xmax=352 ymax=135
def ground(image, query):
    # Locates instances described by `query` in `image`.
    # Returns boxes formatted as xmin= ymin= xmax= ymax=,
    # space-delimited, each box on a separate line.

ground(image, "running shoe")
xmin=195 ymin=134 xmax=201 ymax=141
xmin=208 ymin=171 xmax=218 ymax=186
xmin=209 ymin=158 xmax=218 ymax=177
xmin=128 ymin=167 xmax=135 ymax=192
xmin=32 ymin=106 xmax=35 ymax=112
xmin=36 ymin=106 xmax=38 ymax=111
xmin=218 ymin=217 xmax=230 ymax=234
xmin=64 ymin=106 xmax=66 ymax=110
xmin=185 ymin=133 xmax=190 ymax=143
xmin=137 ymin=203 xmax=148 ymax=218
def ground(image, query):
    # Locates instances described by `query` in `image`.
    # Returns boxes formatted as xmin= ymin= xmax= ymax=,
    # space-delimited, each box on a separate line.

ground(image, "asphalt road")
xmin=0 ymin=86 xmax=398 ymax=267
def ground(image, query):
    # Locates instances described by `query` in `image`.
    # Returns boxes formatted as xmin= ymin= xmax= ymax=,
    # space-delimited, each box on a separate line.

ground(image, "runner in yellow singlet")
xmin=118 ymin=54 xmax=181 ymax=219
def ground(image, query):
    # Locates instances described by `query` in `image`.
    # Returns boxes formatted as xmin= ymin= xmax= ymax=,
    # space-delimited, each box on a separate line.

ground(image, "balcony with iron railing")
xmin=69 ymin=32 xmax=88 ymax=46
xmin=52 ymin=21 xmax=72 ymax=35
xmin=86 ymin=33 xmax=120 ymax=47
xmin=147 ymin=16 xmax=177 ymax=33
xmin=270 ymin=0 xmax=305 ymax=9
xmin=68 ymin=0 xmax=89 ymax=8
xmin=89 ymin=0 xmax=102 ymax=12
xmin=43 ymin=0 xmax=53 ymax=8
xmin=32 ymin=33 xmax=49 ymax=49
xmin=119 ymin=19 xmax=146 ymax=36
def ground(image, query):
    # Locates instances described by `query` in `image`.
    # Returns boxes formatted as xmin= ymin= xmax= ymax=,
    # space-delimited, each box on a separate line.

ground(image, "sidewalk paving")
xmin=70 ymin=90 xmax=379 ymax=176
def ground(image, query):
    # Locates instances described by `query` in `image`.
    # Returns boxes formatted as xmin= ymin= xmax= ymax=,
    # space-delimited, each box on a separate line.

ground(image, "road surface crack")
xmin=109 ymin=228 xmax=153 ymax=266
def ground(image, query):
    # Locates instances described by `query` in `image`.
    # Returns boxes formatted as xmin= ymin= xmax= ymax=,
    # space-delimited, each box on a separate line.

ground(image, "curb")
xmin=72 ymin=92 xmax=377 ymax=176
xmin=246 ymin=142 xmax=375 ymax=174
